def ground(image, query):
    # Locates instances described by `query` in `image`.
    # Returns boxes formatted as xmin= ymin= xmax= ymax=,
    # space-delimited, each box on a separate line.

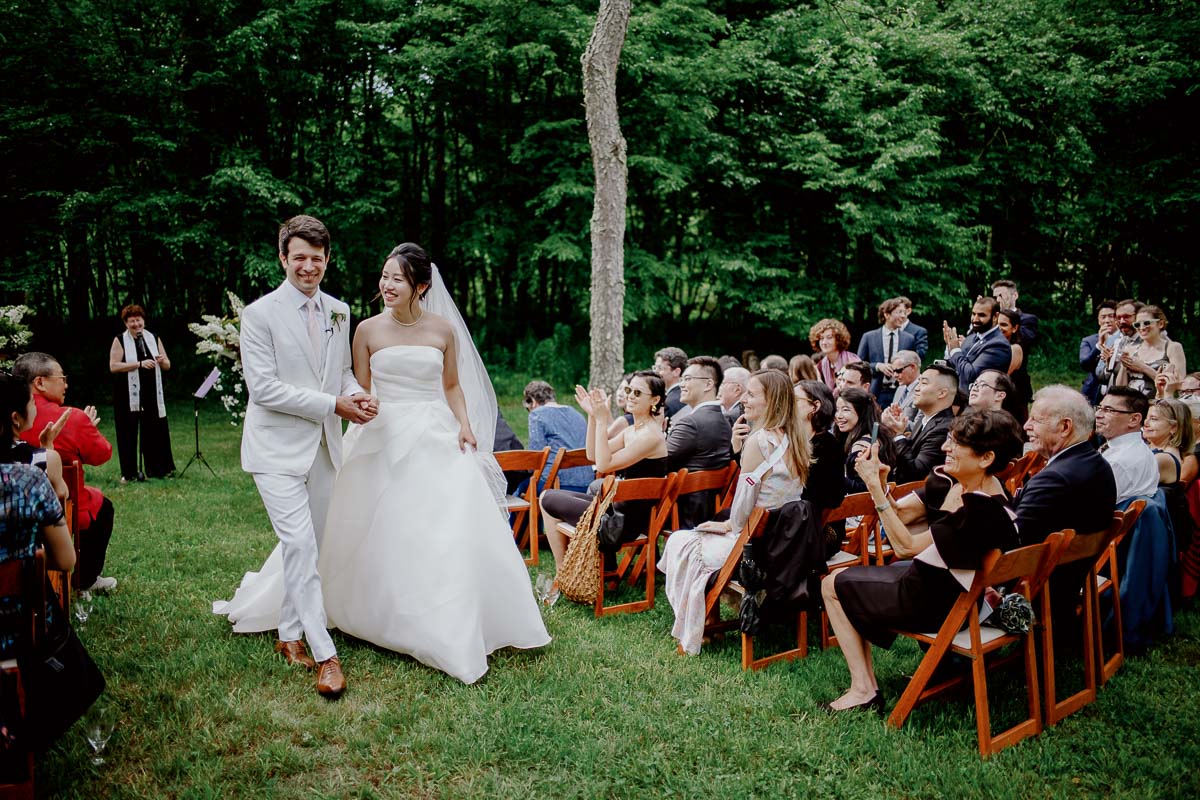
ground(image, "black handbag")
xmin=18 ymin=623 xmax=105 ymax=752
xmin=596 ymin=507 xmax=626 ymax=554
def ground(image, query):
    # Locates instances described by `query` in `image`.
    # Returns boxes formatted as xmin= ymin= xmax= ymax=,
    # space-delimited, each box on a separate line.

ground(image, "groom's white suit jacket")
xmin=239 ymin=282 xmax=364 ymax=476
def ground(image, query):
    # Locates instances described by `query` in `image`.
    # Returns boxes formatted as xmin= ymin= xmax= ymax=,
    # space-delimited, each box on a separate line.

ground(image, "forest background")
xmin=2 ymin=0 xmax=1197 ymax=398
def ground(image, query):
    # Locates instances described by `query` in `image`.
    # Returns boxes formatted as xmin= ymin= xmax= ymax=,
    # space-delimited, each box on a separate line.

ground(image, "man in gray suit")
xmin=667 ymin=356 xmax=733 ymax=528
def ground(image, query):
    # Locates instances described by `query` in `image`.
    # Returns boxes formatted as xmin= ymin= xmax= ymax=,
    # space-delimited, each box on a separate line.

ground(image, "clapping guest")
xmin=884 ymin=363 xmax=957 ymax=483
xmin=835 ymin=388 xmax=896 ymax=493
xmin=887 ymin=350 xmax=922 ymax=424
xmin=660 ymin=370 xmax=810 ymax=654
xmin=1117 ymin=305 xmax=1186 ymax=398
xmin=14 ymin=352 xmax=118 ymax=592
xmin=809 ymin=319 xmax=861 ymax=395
xmin=1080 ymin=301 xmax=1118 ymax=405
xmin=108 ymin=304 xmax=176 ymax=482
xmin=788 ymin=355 xmax=818 ymax=385
xmin=522 ymin=381 xmax=593 ymax=494
xmin=540 ymin=371 xmax=668 ymax=570
xmin=820 ymin=410 xmax=1023 ymax=712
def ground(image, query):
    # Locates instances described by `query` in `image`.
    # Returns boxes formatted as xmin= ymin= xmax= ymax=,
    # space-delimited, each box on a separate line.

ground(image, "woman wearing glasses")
xmin=539 ymin=370 xmax=668 ymax=571
xmin=1117 ymin=306 xmax=1187 ymax=398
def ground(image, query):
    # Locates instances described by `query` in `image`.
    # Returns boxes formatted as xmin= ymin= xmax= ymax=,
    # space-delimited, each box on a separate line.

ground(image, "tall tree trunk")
xmin=581 ymin=0 xmax=630 ymax=394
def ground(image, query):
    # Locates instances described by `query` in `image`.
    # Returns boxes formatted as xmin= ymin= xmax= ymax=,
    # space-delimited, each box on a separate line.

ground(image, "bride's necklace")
xmin=389 ymin=310 xmax=423 ymax=327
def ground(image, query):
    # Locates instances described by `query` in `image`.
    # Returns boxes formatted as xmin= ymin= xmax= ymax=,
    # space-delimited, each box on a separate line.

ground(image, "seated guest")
xmin=668 ymin=357 xmax=734 ymax=528
xmin=3 ymin=374 xmax=68 ymax=502
xmin=13 ymin=352 xmax=118 ymax=592
xmin=660 ymin=370 xmax=810 ymax=654
xmin=607 ymin=373 xmax=635 ymax=438
xmin=788 ymin=355 xmax=818 ymax=385
xmin=820 ymin=410 xmax=1024 ymax=711
xmin=1179 ymin=372 xmax=1200 ymax=400
xmin=719 ymin=367 xmax=750 ymax=426
xmin=1094 ymin=387 xmax=1158 ymax=504
xmin=836 ymin=362 xmax=872 ymax=397
xmin=522 ymin=380 xmax=592 ymax=494
xmin=835 ymin=388 xmax=896 ymax=493
xmin=809 ymin=319 xmax=861 ymax=395
xmin=997 ymin=309 xmax=1033 ymax=411
xmin=1142 ymin=398 xmax=1195 ymax=551
xmin=1181 ymin=395 xmax=1200 ymax=486
xmin=1019 ymin=386 xmax=1117 ymax=633
xmin=968 ymin=368 xmax=1026 ymax=424
xmin=856 ymin=297 xmax=918 ymax=407
xmin=541 ymin=371 xmax=668 ymax=570
xmin=761 ymin=354 xmax=789 ymax=374
xmin=887 ymin=350 xmax=922 ymax=424
xmin=793 ymin=381 xmax=847 ymax=514
xmin=654 ymin=347 xmax=690 ymax=419
xmin=881 ymin=363 xmax=957 ymax=483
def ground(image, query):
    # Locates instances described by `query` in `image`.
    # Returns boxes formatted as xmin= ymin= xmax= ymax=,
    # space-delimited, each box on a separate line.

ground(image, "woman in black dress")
xmin=819 ymin=409 xmax=1024 ymax=712
xmin=794 ymin=380 xmax=847 ymax=514
xmin=834 ymin=387 xmax=896 ymax=494
xmin=540 ymin=370 xmax=668 ymax=570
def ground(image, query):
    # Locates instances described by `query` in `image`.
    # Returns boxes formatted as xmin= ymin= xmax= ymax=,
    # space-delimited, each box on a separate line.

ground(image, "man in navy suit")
xmin=856 ymin=297 xmax=917 ymax=407
xmin=943 ymin=296 xmax=1012 ymax=387
xmin=1018 ymin=386 xmax=1117 ymax=637
xmin=884 ymin=362 xmax=957 ymax=482
xmin=1080 ymin=301 xmax=1117 ymax=405
xmin=898 ymin=296 xmax=929 ymax=360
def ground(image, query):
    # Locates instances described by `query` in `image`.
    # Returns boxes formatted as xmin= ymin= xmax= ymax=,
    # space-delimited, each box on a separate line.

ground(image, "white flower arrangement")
xmin=0 ymin=305 xmax=34 ymax=368
xmin=189 ymin=292 xmax=246 ymax=425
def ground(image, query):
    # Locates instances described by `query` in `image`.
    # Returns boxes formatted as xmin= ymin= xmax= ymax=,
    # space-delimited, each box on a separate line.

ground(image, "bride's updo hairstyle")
xmin=385 ymin=242 xmax=433 ymax=309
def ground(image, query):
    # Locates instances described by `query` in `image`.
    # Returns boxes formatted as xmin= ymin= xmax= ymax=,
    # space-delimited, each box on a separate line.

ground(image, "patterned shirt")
xmin=0 ymin=463 xmax=64 ymax=658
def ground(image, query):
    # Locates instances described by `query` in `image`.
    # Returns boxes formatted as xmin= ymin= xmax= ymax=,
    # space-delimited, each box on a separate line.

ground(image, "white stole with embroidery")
xmin=123 ymin=330 xmax=166 ymax=418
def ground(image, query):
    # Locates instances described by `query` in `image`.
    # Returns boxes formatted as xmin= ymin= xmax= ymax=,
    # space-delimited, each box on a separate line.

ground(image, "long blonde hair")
xmin=750 ymin=369 xmax=811 ymax=485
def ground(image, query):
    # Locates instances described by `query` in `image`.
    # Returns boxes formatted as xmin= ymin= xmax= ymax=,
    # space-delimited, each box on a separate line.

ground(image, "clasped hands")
xmin=942 ymin=320 xmax=964 ymax=350
xmin=336 ymin=393 xmax=379 ymax=424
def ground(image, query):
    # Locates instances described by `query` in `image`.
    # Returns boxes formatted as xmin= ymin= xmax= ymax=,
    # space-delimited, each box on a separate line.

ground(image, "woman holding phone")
xmin=834 ymin=388 xmax=896 ymax=493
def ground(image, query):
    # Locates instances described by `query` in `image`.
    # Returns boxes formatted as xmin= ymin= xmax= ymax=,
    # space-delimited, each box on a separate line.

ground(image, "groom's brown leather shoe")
xmin=275 ymin=639 xmax=316 ymax=670
xmin=316 ymin=657 xmax=346 ymax=699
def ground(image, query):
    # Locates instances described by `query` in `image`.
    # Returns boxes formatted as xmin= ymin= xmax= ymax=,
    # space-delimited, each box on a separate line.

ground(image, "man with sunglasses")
xmin=13 ymin=351 xmax=118 ymax=593
xmin=1094 ymin=387 xmax=1158 ymax=503
xmin=886 ymin=350 xmax=922 ymax=424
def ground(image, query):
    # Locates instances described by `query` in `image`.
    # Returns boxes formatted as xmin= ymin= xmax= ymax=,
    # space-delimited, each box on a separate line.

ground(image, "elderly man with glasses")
xmin=1094 ymin=387 xmax=1159 ymax=504
xmin=13 ymin=351 xmax=119 ymax=593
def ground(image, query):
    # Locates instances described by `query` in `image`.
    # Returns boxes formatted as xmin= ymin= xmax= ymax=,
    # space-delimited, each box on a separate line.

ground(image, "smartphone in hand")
xmin=870 ymin=421 xmax=879 ymax=445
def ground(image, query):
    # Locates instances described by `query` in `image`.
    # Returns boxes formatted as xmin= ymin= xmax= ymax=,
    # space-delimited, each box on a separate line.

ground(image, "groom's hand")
xmin=335 ymin=395 xmax=373 ymax=424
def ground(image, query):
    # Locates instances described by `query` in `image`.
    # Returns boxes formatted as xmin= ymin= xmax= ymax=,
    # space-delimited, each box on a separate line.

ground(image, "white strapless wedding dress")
xmin=214 ymin=345 xmax=550 ymax=684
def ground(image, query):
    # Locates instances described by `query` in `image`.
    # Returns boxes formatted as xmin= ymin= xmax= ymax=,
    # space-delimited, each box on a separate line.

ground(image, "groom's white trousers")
xmin=252 ymin=441 xmax=337 ymax=663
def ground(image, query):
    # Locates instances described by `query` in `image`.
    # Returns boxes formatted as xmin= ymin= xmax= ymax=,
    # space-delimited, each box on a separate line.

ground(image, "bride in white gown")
xmin=215 ymin=243 xmax=549 ymax=684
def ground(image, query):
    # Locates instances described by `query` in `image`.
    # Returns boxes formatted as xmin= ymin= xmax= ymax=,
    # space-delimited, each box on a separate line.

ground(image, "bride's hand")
xmin=458 ymin=426 xmax=478 ymax=452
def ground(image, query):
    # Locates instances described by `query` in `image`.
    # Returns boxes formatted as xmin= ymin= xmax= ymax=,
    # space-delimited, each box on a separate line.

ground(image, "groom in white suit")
xmin=240 ymin=215 xmax=376 ymax=698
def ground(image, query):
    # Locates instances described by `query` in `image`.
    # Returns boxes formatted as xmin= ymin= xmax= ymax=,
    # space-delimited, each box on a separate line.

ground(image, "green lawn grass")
xmin=38 ymin=399 xmax=1200 ymax=799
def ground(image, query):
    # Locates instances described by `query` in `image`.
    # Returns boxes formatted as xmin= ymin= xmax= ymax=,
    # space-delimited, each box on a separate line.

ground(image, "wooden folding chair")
xmin=819 ymin=492 xmax=883 ymax=649
xmin=697 ymin=507 xmax=769 ymax=642
xmin=543 ymin=447 xmax=595 ymax=490
xmin=52 ymin=460 xmax=84 ymax=612
xmin=494 ymin=447 xmax=551 ymax=567
xmin=0 ymin=548 xmax=46 ymax=800
xmin=1095 ymin=500 xmax=1147 ymax=686
xmin=867 ymin=480 xmax=923 ymax=566
xmin=668 ymin=461 xmax=739 ymax=531
xmin=1040 ymin=504 xmax=1143 ymax=725
xmin=886 ymin=531 xmax=1072 ymax=758
xmin=596 ymin=473 xmax=681 ymax=616
xmin=1001 ymin=451 xmax=1045 ymax=496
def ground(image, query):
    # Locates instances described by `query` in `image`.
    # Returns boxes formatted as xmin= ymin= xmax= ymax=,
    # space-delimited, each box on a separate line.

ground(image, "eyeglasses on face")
xmin=43 ymin=374 xmax=68 ymax=382
xmin=1096 ymin=405 xmax=1136 ymax=415
xmin=970 ymin=382 xmax=997 ymax=392
xmin=681 ymin=375 xmax=712 ymax=383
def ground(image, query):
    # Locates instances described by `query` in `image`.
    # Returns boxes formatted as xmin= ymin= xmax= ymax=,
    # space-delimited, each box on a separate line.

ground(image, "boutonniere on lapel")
xmin=329 ymin=310 xmax=347 ymax=331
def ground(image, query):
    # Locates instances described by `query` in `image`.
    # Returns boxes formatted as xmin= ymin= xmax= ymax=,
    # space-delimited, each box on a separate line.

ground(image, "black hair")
xmin=1 ymin=373 xmax=32 ymax=462
xmin=1105 ymin=386 xmax=1150 ymax=422
xmin=798 ymin=380 xmax=835 ymax=431
xmin=949 ymin=409 xmax=1024 ymax=475
xmin=836 ymin=387 xmax=897 ymax=464
xmin=629 ymin=369 xmax=667 ymax=415
xmin=385 ymin=242 xmax=434 ymax=310
xmin=686 ymin=355 xmax=724 ymax=391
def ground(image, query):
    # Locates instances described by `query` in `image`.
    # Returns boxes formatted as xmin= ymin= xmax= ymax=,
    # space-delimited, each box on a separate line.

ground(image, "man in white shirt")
xmin=1094 ymin=386 xmax=1159 ymax=503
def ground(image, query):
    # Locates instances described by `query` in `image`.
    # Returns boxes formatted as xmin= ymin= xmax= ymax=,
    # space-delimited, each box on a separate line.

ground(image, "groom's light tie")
xmin=305 ymin=299 xmax=323 ymax=362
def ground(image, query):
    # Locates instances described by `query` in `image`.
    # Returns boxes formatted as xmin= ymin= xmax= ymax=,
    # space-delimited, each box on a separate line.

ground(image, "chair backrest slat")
xmin=494 ymin=447 xmax=550 ymax=473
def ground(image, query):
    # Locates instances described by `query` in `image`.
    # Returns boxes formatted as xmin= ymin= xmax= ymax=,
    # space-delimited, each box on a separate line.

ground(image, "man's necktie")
xmin=306 ymin=300 xmax=323 ymax=362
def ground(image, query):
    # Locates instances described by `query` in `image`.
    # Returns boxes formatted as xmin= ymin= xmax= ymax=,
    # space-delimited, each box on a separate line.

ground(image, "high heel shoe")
xmin=818 ymin=691 xmax=886 ymax=715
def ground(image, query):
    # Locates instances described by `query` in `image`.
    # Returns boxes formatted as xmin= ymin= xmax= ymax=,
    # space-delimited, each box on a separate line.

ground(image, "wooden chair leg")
xmin=1098 ymin=551 xmax=1125 ymax=685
